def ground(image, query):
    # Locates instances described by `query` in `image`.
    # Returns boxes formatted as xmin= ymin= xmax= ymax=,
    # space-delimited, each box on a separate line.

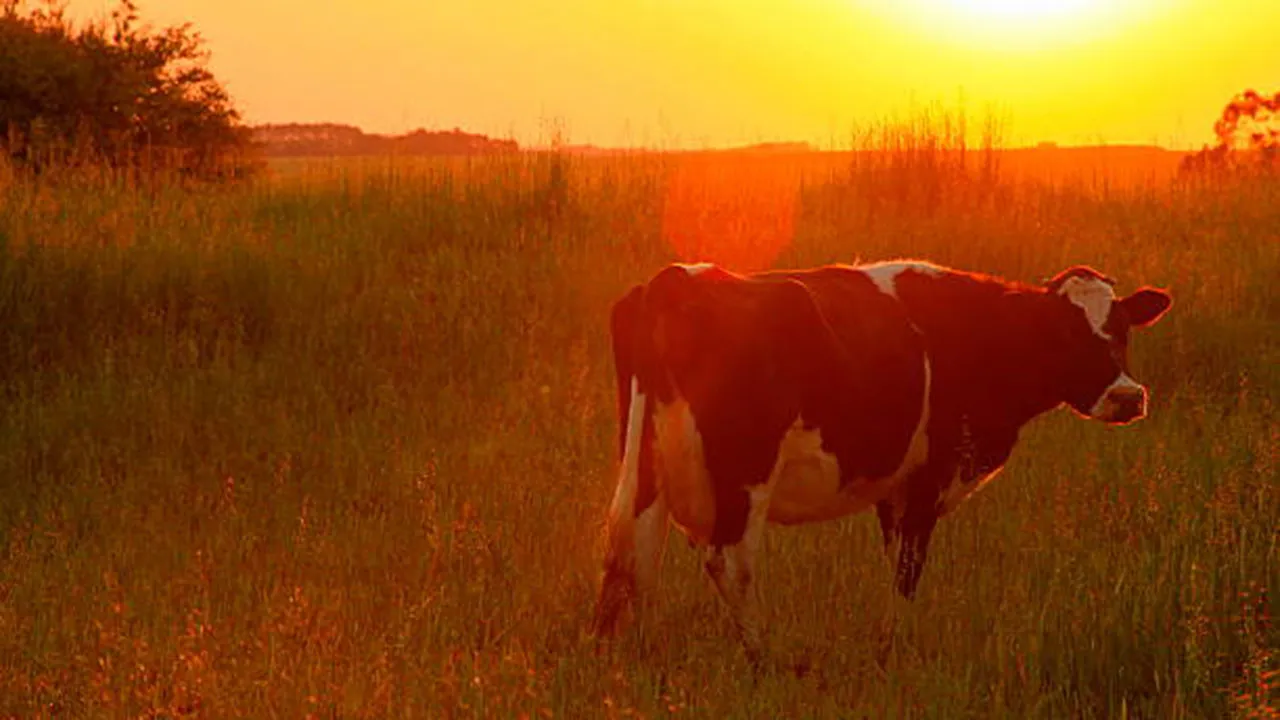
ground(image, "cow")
xmin=590 ymin=259 xmax=1172 ymax=665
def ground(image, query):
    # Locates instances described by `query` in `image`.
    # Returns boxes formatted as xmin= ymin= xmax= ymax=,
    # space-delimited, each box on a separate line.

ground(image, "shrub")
xmin=0 ymin=0 xmax=258 ymax=181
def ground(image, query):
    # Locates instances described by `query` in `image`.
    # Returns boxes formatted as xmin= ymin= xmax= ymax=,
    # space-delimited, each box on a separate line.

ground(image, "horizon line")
xmin=249 ymin=122 xmax=1209 ymax=155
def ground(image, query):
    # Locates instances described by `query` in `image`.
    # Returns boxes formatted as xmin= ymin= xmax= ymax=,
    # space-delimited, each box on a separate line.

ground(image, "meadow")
xmin=0 ymin=123 xmax=1276 ymax=717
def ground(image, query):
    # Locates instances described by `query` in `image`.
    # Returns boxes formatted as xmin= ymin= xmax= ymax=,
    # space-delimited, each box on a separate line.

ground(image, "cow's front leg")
xmin=703 ymin=485 xmax=771 ymax=669
xmin=874 ymin=497 xmax=907 ymax=668
xmin=894 ymin=498 xmax=940 ymax=601
xmin=876 ymin=499 xmax=903 ymax=575
xmin=874 ymin=479 xmax=941 ymax=668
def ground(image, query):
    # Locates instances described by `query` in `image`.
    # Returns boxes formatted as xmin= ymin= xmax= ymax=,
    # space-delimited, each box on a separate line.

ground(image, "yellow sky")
xmin=63 ymin=0 xmax=1280 ymax=149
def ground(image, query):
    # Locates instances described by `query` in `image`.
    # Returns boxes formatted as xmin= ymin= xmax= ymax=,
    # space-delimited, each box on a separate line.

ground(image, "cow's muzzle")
xmin=1091 ymin=376 xmax=1147 ymax=425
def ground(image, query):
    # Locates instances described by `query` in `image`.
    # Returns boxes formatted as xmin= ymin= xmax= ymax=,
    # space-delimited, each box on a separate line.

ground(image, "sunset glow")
xmin=943 ymin=0 xmax=1108 ymax=46
xmin=58 ymin=0 xmax=1280 ymax=150
xmin=946 ymin=0 xmax=1098 ymax=22
xmin=884 ymin=0 xmax=1146 ymax=51
xmin=6 ymin=0 xmax=1280 ymax=713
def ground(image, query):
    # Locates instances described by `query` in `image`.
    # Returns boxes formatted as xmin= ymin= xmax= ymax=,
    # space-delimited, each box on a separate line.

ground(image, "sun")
xmin=889 ymin=0 xmax=1129 ymax=52
xmin=946 ymin=0 xmax=1098 ymax=22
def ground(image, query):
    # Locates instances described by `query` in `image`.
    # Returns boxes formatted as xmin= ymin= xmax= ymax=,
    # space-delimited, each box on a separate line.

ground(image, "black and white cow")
xmin=591 ymin=259 xmax=1172 ymax=660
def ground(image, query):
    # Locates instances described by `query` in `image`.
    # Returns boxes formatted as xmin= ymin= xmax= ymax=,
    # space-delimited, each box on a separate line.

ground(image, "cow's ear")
xmin=1044 ymin=265 xmax=1115 ymax=293
xmin=1120 ymin=288 xmax=1172 ymax=328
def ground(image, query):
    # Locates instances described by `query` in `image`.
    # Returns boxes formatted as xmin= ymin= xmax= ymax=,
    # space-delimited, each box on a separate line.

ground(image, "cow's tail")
xmin=592 ymin=283 xmax=655 ymax=637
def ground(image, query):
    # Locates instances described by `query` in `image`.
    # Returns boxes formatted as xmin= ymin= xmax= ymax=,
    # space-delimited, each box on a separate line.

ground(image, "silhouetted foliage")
xmin=1179 ymin=88 xmax=1280 ymax=178
xmin=0 ymin=0 xmax=258 ymax=180
xmin=252 ymin=123 xmax=519 ymax=157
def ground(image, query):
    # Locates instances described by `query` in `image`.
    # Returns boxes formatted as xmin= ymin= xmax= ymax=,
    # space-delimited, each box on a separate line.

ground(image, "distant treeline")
xmin=252 ymin=124 xmax=519 ymax=157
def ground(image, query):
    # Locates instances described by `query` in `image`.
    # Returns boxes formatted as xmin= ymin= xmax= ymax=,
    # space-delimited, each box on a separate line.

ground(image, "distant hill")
xmin=726 ymin=141 xmax=815 ymax=154
xmin=997 ymin=143 xmax=1189 ymax=185
xmin=555 ymin=140 xmax=816 ymax=156
xmin=252 ymin=124 xmax=519 ymax=157
xmin=252 ymin=124 xmax=1200 ymax=184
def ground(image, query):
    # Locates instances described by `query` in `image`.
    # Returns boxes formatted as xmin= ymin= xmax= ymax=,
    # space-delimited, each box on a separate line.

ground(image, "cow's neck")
xmin=974 ymin=287 xmax=1070 ymax=429
xmin=913 ymin=283 xmax=1067 ymax=437
xmin=908 ymin=285 xmax=1068 ymax=480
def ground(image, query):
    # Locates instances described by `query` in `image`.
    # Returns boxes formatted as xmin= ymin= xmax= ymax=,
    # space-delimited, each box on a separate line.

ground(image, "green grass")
xmin=0 ymin=140 xmax=1276 ymax=718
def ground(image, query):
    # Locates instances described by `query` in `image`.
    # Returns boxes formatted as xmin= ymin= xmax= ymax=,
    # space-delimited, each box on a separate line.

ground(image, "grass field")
xmin=0 ymin=128 xmax=1277 ymax=717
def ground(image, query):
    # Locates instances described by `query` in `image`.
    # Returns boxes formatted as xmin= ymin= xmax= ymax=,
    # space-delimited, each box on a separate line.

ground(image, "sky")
xmin=60 ymin=0 xmax=1280 ymax=150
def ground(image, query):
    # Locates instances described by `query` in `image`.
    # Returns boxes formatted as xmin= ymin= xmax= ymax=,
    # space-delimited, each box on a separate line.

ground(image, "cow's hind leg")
xmin=703 ymin=486 xmax=771 ymax=669
xmin=632 ymin=495 xmax=670 ymax=607
xmin=594 ymin=497 xmax=669 ymax=640
xmin=593 ymin=382 xmax=666 ymax=638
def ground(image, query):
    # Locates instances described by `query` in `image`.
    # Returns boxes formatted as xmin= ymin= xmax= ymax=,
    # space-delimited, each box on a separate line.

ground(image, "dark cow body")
xmin=592 ymin=259 xmax=1172 ymax=661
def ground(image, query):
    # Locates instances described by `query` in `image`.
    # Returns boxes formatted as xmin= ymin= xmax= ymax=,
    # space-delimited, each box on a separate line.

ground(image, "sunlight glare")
xmin=947 ymin=0 xmax=1098 ymax=22
xmin=883 ymin=0 xmax=1138 ymax=52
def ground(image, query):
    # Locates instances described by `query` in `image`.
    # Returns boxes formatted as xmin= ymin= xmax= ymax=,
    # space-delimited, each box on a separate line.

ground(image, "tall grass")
xmin=0 ymin=113 xmax=1276 ymax=717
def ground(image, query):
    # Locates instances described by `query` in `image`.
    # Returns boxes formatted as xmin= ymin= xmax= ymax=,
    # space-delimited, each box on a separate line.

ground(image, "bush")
xmin=0 ymin=0 xmax=258 ymax=180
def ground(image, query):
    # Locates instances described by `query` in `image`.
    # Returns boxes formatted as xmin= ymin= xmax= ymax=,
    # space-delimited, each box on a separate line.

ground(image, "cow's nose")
xmin=1104 ymin=385 xmax=1147 ymax=424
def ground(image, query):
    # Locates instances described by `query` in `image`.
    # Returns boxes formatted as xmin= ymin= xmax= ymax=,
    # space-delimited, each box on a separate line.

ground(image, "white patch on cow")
xmin=1089 ymin=372 xmax=1145 ymax=420
xmin=677 ymin=262 xmax=715 ymax=277
xmin=861 ymin=260 xmax=945 ymax=299
xmin=606 ymin=377 xmax=647 ymax=532
xmin=766 ymin=422 xmax=854 ymax=524
xmin=652 ymin=397 xmax=716 ymax=544
xmin=1057 ymin=275 xmax=1116 ymax=339
xmin=767 ymin=355 xmax=933 ymax=524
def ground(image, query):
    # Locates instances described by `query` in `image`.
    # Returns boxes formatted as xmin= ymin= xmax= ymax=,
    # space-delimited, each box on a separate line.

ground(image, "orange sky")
xmin=62 ymin=0 xmax=1280 ymax=149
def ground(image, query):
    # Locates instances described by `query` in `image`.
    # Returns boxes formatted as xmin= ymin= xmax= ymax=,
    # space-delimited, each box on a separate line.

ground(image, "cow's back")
xmin=758 ymin=265 xmax=929 ymax=484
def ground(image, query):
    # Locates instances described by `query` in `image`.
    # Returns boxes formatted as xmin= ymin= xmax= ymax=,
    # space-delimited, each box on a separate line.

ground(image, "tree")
xmin=1179 ymin=89 xmax=1280 ymax=177
xmin=0 ymin=0 xmax=259 ymax=180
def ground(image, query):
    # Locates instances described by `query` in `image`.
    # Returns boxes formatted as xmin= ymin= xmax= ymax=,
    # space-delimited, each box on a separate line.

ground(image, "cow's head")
xmin=1045 ymin=266 xmax=1172 ymax=424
